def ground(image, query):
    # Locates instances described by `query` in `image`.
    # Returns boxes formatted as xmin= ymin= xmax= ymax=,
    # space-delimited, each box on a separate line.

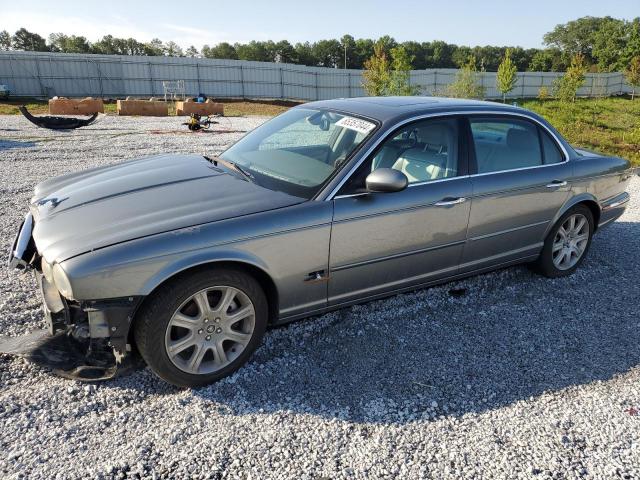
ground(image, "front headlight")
xmin=41 ymin=258 xmax=53 ymax=284
xmin=52 ymin=263 xmax=74 ymax=299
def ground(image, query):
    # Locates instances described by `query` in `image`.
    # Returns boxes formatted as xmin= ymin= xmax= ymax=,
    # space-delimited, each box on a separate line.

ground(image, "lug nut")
xmin=216 ymin=327 xmax=222 ymax=333
xmin=215 ymin=317 xmax=221 ymax=323
xmin=198 ymin=329 xmax=203 ymax=334
xmin=205 ymin=335 xmax=211 ymax=341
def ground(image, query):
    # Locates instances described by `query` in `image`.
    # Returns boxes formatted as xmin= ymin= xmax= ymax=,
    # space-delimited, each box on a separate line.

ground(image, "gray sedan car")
xmin=9 ymin=97 xmax=633 ymax=387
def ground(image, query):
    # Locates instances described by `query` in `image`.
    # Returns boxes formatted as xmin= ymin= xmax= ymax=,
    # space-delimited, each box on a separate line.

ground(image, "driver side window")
xmin=339 ymin=118 xmax=460 ymax=194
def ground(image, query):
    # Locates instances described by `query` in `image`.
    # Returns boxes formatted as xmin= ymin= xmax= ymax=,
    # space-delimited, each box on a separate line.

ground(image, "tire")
xmin=533 ymin=204 xmax=594 ymax=278
xmin=133 ymin=267 xmax=268 ymax=388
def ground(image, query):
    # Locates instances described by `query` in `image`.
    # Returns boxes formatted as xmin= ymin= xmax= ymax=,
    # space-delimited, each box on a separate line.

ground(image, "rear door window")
xmin=470 ymin=118 xmax=543 ymax=174
xmin=540 ymin=128 xmax=565 ymax=164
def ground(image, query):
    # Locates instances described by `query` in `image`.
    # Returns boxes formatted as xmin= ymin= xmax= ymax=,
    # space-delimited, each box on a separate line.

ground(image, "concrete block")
xmin=116 ymin=100 xmax=168 ymax=116
xmin=49 ymin=97 xmax=104 ymax=115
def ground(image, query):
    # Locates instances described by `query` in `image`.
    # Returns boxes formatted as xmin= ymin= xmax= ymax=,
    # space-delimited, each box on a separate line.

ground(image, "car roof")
xmin=300 ymin=96 xmax=523 ymax=124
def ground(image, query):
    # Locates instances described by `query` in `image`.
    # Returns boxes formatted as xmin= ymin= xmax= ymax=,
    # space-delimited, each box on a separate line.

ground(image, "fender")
xmin=543 ymin=192 xmax=601 ymax=238
xmin=140 ymin=247 xmax=274 ymax=297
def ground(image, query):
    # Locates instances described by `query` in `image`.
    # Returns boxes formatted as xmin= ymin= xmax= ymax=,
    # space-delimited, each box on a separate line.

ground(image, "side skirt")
xmin=273 ymin=253 xmax=539 ymax=325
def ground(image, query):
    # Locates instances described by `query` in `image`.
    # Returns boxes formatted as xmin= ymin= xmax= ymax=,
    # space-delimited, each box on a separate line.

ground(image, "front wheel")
xmin=133 ymin=268 xmax=268 ymax=387
xmin=533 ymin=205 xmax=594 ymax=278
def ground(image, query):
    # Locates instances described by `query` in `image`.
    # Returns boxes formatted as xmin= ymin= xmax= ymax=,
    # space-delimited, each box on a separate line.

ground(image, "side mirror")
xmin=365 ymin=168 xmax=408 ymax=193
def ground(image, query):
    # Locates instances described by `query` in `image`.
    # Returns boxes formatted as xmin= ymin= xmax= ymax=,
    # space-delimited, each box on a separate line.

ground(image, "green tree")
xmin=362 ymin=41 xmax=391 ymax=96
xmin=554 ymin=53 xmax=588 ymax=102
xmin=48 ymin=33 xmax=91 ymax=53
xmin=0 ymin=30 xmax=12 ymax=50
xmin=236 ymin=41 xmax=269 ymax=62
xmin=274 ymin=40 xmax=296 ymax=63
xmin=165 ymin=41 xmax=183 ymax=57
xmin=144 ymin=38 xmax=165 ymax=56
xmin=202 ymin=42 xmax=237 ymax=59
xmin=625 ymin=56 xmax=640 ymax=99
xmin=340 ymin=34 xmax=356 ymax=68
xmin=592 ymin=17 xmax=628 ymax=71
xmin=447 ymin=56 xmax=485 ymax=99
xmin=352 ymin=38 xmax=375 ymax=68
xmin=185 ymin=45 xmax=199 ymax=57
xmin=294 ymin=42 xmax=316 ymax=66
xmin=388 ymin=46 xmax=419 ymax=95
xmin=12 ymin=28 xmax=48 ymax=51
xmin=363 ymin=43 xmax=419 ymax=96
xmin=312 ymin=39 xmax=342 ymax=67
xmin=496 ymin=48 xmax=518 ymax=102
xmin=543 ymin=16 xmax=610 ymax=63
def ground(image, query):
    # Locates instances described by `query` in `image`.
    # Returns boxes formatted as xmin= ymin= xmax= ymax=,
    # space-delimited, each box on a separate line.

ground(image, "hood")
xmin=31 ymin=154 xmax=304 ymax=263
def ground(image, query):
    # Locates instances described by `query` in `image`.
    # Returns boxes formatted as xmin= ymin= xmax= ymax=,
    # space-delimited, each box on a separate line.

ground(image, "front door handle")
xmin=546 ymin=180 xmax=568 ymax=188
xmin=434 ymin=197 xmax=467 ymax=207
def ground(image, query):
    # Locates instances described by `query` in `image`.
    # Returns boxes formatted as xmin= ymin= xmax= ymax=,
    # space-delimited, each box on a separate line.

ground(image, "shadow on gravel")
xmin=0 ymin=139 xmax=37 ymax=150
xmin=112 ymin=220 xmax=640 ymax=425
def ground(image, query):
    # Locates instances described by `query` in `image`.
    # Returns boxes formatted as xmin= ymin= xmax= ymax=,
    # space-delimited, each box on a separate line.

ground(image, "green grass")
xmin=520 ymin=97 xmax=640 ymax=166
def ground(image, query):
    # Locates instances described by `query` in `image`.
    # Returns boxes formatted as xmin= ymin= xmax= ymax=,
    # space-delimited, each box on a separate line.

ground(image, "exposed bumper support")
xmin=83 ymin=296 xmax=143 ymax=362
xmin=6 ymin=272 xmax=145 ymax=381
xmin=8 ymin=212 xmax=36 ymax=270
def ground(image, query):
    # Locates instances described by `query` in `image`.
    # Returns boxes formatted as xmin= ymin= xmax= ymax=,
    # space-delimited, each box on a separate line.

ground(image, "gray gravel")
xmin=1 ymin=115 xmax=639 ymax=479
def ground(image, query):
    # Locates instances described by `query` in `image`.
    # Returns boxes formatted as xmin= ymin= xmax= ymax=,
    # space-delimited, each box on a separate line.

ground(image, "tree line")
xmin=0 ymin=16 xmax=638 ymax=72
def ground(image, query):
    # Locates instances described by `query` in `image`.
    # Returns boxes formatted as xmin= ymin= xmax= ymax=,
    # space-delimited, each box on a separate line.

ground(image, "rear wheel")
xmin=134 ymin=268 xmax=268 ymax=387
xmin=533 ymin=205 xmax=594 ymax=278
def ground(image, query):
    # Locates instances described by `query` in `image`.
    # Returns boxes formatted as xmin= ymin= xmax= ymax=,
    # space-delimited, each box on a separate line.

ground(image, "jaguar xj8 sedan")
xmin=9 ymin=97 xmax=632 ymax=387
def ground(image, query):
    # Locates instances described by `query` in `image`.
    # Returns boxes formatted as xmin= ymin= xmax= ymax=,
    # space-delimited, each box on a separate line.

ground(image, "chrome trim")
xmin=434 ymin=197 xmax=466 ymax=206
xmin=325 ymin=110 xmax=570 ymax=201
xmin=602 ymin=193 xmax=630 ymax=211
xmin=331 ymin=239 xmax=466 ymax=272
xmin=333 ymin=192 xmax=369 ymax=200
xmin=469 ymin=220 xmax=549 ymax=242
xmin=407 ymin=175 xmax=471 ymax=188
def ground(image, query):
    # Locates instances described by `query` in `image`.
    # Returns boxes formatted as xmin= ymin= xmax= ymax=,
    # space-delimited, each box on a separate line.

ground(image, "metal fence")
xmin=0 ymin=51 xmax=633 ymax=101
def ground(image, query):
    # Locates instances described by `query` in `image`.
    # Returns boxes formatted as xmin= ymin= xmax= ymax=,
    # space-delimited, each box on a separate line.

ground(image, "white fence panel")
xmin=0 ymin=51 xmax=634 ymax=101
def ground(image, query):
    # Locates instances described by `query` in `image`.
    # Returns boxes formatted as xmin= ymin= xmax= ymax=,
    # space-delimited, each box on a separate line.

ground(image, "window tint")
xmin=373 ymin=119 xmax=459 ymax=184
xmin=470 ymin=118 xmax=542 ymax=174
xmin=540 ymin=129 xmax=564 ymax=164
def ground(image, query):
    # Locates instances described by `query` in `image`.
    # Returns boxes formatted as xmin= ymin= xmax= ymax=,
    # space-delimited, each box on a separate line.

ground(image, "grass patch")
xmin=520 ymin=97 xmax=640 ymax=166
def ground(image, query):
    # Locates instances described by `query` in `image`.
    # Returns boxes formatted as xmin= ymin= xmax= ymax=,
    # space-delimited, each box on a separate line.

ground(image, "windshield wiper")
xmin=206 ymin=156 xmax=254 ymax=182
xmin=228 ymin=161 xmax=254 ymax=182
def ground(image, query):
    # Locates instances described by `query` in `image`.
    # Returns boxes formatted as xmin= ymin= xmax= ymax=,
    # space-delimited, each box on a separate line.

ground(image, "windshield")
xmin=220 ymin=108 xmax=376 ymax=198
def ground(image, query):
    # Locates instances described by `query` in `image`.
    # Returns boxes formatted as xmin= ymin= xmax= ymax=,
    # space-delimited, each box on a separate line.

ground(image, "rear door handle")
xmin=434 ymin=197 xmax=467 ymax=206
xmin=546 ymin=180 xmax=568 ymax=188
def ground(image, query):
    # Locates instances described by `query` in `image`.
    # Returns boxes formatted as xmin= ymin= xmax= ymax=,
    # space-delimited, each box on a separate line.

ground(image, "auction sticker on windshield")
xmin=335 ymin=116 xmax=376 ymax=135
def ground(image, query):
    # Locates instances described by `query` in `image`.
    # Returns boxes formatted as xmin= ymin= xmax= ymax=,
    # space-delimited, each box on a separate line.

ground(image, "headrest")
xmin=507 ymin=128 xmax=538 ymax=150
xmin=416 ymin=124 xmax=452 ymax=147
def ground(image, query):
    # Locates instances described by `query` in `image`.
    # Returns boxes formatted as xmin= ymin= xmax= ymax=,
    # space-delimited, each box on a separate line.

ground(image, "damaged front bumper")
xmin=5 ymin=214 xmax=143 ymax=381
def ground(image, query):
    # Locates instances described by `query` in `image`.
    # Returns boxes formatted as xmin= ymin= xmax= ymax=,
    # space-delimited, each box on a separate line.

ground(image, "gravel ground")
xmin=1 ymin=115 xmax=639 ymax=479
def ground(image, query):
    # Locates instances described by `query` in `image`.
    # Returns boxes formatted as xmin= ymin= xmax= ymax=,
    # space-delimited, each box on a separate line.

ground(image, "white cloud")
xmin=1 ymin=10 xmax=269 ymax=49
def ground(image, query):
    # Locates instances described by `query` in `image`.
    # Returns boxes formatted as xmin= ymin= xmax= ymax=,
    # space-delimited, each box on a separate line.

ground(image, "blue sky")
xmin=2 ymin=0 xmax=638 ymax=49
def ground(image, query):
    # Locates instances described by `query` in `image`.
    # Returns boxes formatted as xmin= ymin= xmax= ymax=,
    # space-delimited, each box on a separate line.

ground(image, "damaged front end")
xmin=4 ymin=213 xmax=142 ymax=381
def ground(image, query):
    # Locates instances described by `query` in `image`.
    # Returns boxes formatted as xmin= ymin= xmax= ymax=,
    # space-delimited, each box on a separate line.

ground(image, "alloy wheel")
xmin=552 ymin=213 xmax=590 ymax=271
xmin=164 ymin=286 xmax=255 ymax=375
